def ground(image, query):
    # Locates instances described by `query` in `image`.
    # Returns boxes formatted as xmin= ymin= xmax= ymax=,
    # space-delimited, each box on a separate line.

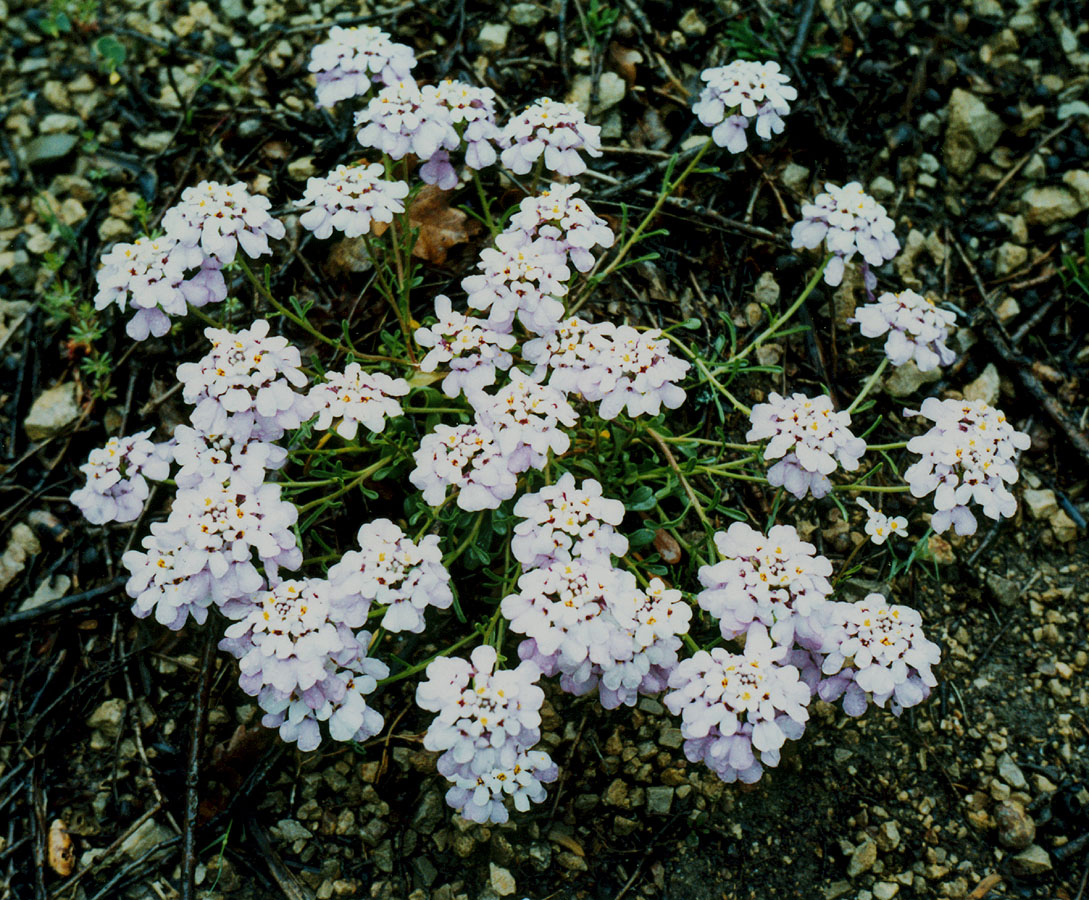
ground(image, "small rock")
xmin=659 ymin=726 xmax=683 ymax=749
xmin=986 ymin=572 xmax=1020 ymax=606
xmin=0 ymin=523 xmax=41 ymax=592
xmin=119 ymin=820 xmax=173 ymax=860
xmin=19 ymin=575 xmax=71 ymax=613
xmin=1062 ymin=170 xmax=1089 ymax=208
xmin=847 ymin=839 xmax=877 ymax=877
xmin=876 ymin=821 xmax=900 ymax=852
xmin=781 ymin=162 xmax=811 ymax=193
xmin=944 ymin=88 xmax=1003 ymax=175
xmin=1022 ymin=186 xmax=1081 ymax=226
xmin=679 ymin=8 xmax=707 ymax=36
xmin=22 ymin=134 xmax=79 ymax=167
xmin=824 ymin=881 xmax=851 ymax=900
xmin=884 ymin=360 xmax=941 ymax=397
xmin=1010 ymin=844 xmax=1051 ymax=876
xmin=271 ymin=820 xmax=312 ymax=842
xmin=133 ymin=131 xmax=173 ymax=153
xmin=997 ymin=753 xmax=1027 ymax=789
xmin=994 ymin=242 xmax=1027 ymax=276
xmin=478 ymin=22 xmax=510 ymax=52
xmin=873 ymin=883 xmax=899 ymax=900
xmin=489 ymin=863 xmax=516 ymax=897
xmin=964 ymin=363 xmax=1000 ymax=405
xmin=39 ymin=113 xmax=81 ymax=134
xmin=24 ymin=382 xmax=80 ymax=441
xmin=994 ymin=296 xmax=1020 ymax=323
xmin=87 ymin=699 xmax=126 ymax=739
xmin=926 ymin=534 xmax=955 ymax=565
xmin=995 ymin=800 xmax=1036 ymax=850
xmin=645 ymin=786 xmax=674 ymax=815
xmin=869 ymin=175 xmax=895 ymax=199
xmin=754 ymin=271 xmax=780 ymax=306
xmin=508 ymin=3 xmax=545 ymax=25
xmin=410 ymin=789 xmax=445 ymax=834
xmin=287 ymin=156 xmax=316 ymax=180
xmin=594 ymin=72 xmax=626 ymax=113
xmin=1057 ymin=100 xmax=1089 ymax=120
xmin=1049 ymin=509 xmax=1078 ymax=542
xmin=603 ymin=779 xmax=629 ymax=808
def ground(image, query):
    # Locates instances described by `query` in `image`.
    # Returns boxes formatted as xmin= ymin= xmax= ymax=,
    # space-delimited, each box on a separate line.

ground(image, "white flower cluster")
xmin=523 ymin=318 xmax=690 ymax=419
xmin=506 ymin=182 xmax=615 ymax=273
xmin=852 ymin=289 xmax=957 ymax=372
xmin=309 ymin=364 xmax=410 ymax=440
xmin=499 ymin=97 xmax=603 ymax=177
xmin=308 ymin=25 xmax=416 ymax=108
xmin=298 ymin=163 xmax=409 ymax=240
xmin=501 ymin=472 xmax=690 ymax=712
xmin=801 ymin=595 xmax=941 ymax=717
xmin=694 ymin=60 xmax=797 ymax=154
xmin=410 ymin=423 xmax=519 ymax=511
xmin=94 ymin=179 xmax=281 ymax=341
xmin=415 ymin=295 xmax=517 ymax=399
xmin=416 ymin=646 xmax=557 ymax=823
xmin=747 ymin=392 xmax=866 ymax=499
xmin=791 ymin=181 xmax=900 ymax=289
xmin=697 ymin=522 xmax=833 ymax=647
xmin=904 ymin=398 xmax=1029 ymax=536
xmin=69 ymin=429 xmax=171 ymax=525
xmin=664 ymin=625 xmax=810 ymax=784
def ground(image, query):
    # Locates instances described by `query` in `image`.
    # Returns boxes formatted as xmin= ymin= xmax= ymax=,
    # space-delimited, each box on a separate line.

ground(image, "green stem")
xmin=833 ymin=483 xmax=910 ymax=493
xmin=866 ymin=441 xmax=907 ymax=451
xmin=403 ymin=406 xmax=471 ymax=415
xmin=474 ymin=171 xmax=497 ymax=234
xmin=646 ymin=427 xmax=712 ymax=530
xmin=377 ymin=629 xmax=480 ymax=686
xmin=443 ymin=510 xmax=486 ymax=566
xmin=847 ymin=357 xmax=889 ymax=414
xmin=294 ymin=455 xmax=392 ymax=513
xmin=730 ymin=254 xmax=832 ymax=364
xmin=665 ymin=335 xmax=751 ymax=416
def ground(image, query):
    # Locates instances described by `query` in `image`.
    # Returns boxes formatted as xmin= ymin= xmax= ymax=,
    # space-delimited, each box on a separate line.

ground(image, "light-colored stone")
xmin=489 ymin=863 xmax=516 ymax=896
xmin=23 ymin=134 xmax=78 ymax=166
xmin=679 ymin=8 xmax=707 ymax=36
xmin=964 ymin=363 xmax=1000 ymax=405
xmin=18 ymin=575 xmax=71 ymax=613
xmin=645 ymin=786 xmax=674 ymax=815
xmin=508 ymin=3 xmax=545 ymax=25
xmin=87 ymin=699 xmax=126 ymax=740
xmin=994 ymin=296 xmax=1020 ymax=323
xmin=876 ymin=821 xmax=900 ymax=851
xmin=869 ymin=175 xmax=895 ymax=199
xmin=1057 ymin=100 xmax=1089 ymax=120
xmin=119 ymin=820 xmax=173 ymax=860
xmin=994 ymin=242 xmax=1027 ymax=276
xmin=478 ymin=22 xmax=510 ymax=52
xmin=0 ymin=524 xmax=41 ymax=592
xmin=873 ymin=883 xmax=899 ymax=900
xmin=271 ymin=820 xmax=312 ymax=841
xmin=944 ymin=88 xmax=1003 ymax=175
xmin=1010 ymin=844 xmax=1051 ymax=875
xmin=995 ymin=800 xmax=1036 ymax=850
xmin=24 ymin=382 xmax=80 ymax=441
xmin=1022 ymin=186 xmax=1081 ymax=225
xmin=567 ymin=73 xmax=625 ymax=115
xmin=1061 ymin=170 xmax=1089 ymax=208
xmin=753 ymin=271 xmax=780 ymax=306
xmin=1023 ymin=488 xmax=1057 ymax=520
xmin=1049 ymin=509 xmax=1078 ymax=542
xmin=997 ymin=753 xmax=1027 ymax=789
xmin=39 ymin=113 xmax=81 ymax=134
xmin=781 ymin=162 xmax=810 ymax=193
xmin=847 ymin=839 xmax=877 ymax=877
xmin=884 ymin=360 xmax=941 ymax=397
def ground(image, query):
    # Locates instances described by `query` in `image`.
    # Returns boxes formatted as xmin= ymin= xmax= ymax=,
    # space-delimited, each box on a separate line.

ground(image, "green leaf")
xmin=627 ymin=485 xmax=658 ymax=512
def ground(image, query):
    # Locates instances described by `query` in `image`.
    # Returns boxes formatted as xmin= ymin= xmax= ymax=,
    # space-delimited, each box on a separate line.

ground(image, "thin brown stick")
xmin=181 ymin=630 xmax=216 ymax=900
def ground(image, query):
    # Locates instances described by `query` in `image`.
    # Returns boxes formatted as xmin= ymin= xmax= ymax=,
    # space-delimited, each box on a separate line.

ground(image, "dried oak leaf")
xmin=653 ymin=529 xmax=682 ymax=565
xmin=406 ymin=184 xmax=480 ymax=265
xmin=48 ymin=819 xmax=74 ymax=877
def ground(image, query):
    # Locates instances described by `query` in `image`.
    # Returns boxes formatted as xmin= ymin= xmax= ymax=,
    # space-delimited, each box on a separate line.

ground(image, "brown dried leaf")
xmin=547 ymin=825 xmax=585 ymax=857
xmin=48 ymin=819 xmax=74 ymax=877
xmin=407 ymin=184 xmax=480 ymax=265
xmin=609 ymin=43 xmax=642 ymax=86
xmin=653 ymin=529 xmax=682 ymax=565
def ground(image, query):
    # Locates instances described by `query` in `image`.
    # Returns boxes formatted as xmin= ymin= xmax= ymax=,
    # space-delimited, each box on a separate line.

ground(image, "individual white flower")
xmin=308 ymin=25 xmax=416 ymax=108
xmin=903 ymin=398 xmax=1029 ymax=536
xmin=469 ymin=369 xmax=578 ymax=473
xmin=583 ymin=325 xmax=691 ymax=419
xmin=409 ymin=423 xmax=519 ymax=511
xmin=461 ymin=232 xmax=571 ymax=335
xmin=326 ymin=518 xmax=453 ymax=633
xmin=123 ymin=521 xmax=220 ymax=630
xmin=694 ymin=60 xmax=797 ymax=153
xmin=415 ymin=295 xmax=516 ymax=399
xmin=309 ymin=364 xmax=409 ymax=440
xmin=506 ymin=183 xmax=615 ymax=272
xmin=790 ymin=182 xmax=900 ymax=289
xmin=856 ymin=498 xmax=907 ymax=545
xmin=171 ymin=425 xmax=286 ymax=491
xmin=499 ymin=98 xmax=603 ymax=177
xmin=70 ymin=429 xmax=171 ymax=525
xmin=161 ymin=181 xmax=285 ymax=265
xmin=697 ymin=522 xmax=834 ymax=647
xmin=663 ymin=624 xmax=810 ymax=784
xmin=177 ymin=320 xmax=312 ymax=442
xmin=354 ymin=79 xmax=459 ymax=163
xmin=851 ymin=289 xmax=957 ymax=372
xmin=746 ymin=392 xmax=866 ymax=499
xmin=93 ymin=235 xmax=226 ymax=341
xmin=814 ymin=596 xmax=941 ymax=717
xmin=297 ymin=164 xmax=409 ymax=240
xmin=511 ymin=472 xmax=628 ymax=568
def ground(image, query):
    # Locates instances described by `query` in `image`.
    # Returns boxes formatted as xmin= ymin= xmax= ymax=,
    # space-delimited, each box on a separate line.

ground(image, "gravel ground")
xmin=1 ymin=1 xmax=1088 ymax=899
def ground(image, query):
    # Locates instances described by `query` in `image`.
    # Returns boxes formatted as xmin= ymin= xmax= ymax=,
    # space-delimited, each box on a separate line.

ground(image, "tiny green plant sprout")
xmin=71 ymin=29 xmax=1030 ymax=824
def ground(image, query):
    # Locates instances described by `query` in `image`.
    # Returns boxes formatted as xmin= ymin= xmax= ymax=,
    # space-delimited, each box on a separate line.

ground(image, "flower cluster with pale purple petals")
xmin=694 ymin=60 xmax=797 ymax=154
xmin=308 ymin=25 xmax=416 ymax=108
xmin=852 ymin=289 xmax=958 ymax=372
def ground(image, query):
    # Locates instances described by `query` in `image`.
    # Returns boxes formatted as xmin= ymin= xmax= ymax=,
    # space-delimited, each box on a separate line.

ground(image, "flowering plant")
xmin=67 ymin=27 xmax=1034 ymax=833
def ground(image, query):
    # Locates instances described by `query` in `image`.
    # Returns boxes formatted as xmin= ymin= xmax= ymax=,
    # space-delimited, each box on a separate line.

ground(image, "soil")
xmin=1 ymin=2 xmax=1088 ymax=900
